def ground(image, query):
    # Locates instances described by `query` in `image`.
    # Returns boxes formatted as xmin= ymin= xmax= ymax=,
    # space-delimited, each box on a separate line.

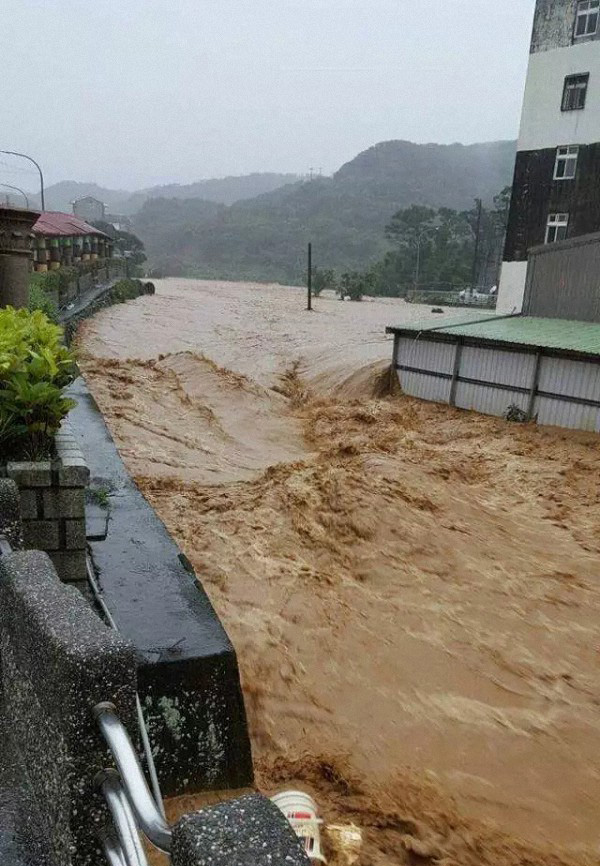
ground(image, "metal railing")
xmin=0 ymin=533 xmax=14 ymax=557
xmin=97 ymin=769 xmax=150 ymax=866
xmin=94 ymin=702 xmax=172 ymax=858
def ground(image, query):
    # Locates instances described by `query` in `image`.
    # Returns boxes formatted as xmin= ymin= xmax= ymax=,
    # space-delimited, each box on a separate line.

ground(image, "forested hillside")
xmin=135 ymin=139 xmax=516 ymax=283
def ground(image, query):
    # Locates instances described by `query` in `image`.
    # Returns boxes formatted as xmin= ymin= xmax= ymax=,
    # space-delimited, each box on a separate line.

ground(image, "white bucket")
xmin=271 ymin=790 xmax=327 ymax=863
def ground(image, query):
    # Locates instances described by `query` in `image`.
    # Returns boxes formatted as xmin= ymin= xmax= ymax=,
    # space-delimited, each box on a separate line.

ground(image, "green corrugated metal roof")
xmin=388 ymin=315 xmax=600 ymax=356
xmin=386 ymin=313 xmax=497 ymax=334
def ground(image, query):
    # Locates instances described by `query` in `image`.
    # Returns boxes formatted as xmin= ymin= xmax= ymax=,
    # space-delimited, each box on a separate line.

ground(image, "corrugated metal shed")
xmin=388 ymin=316 xmax=600 ymax=357
xmin=388 ymin=315 xmax=600 ymax=432
xmin=33 ymin=211 xmax=108 ymax=238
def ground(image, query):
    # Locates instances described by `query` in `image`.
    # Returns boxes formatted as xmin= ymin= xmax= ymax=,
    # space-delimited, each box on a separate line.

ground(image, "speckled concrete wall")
xmin=0 ymin=479 xmax=23 ymax=551
xmin=0 ymin=550 xmax=138 ymax=866
xmin=171 ymin=794 xmax=310 ymax=866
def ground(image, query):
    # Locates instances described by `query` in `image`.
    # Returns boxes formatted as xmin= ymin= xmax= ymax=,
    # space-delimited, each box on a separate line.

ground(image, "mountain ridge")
xmin=26 ymin=173 xmax=301 ymax=214
xmin=133 ymin=138 xmax=517 ymax=283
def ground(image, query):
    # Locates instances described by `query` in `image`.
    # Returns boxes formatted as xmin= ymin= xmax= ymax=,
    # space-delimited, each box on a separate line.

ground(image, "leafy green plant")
xmin=338 ymin=270 xmax=376 ymax=302
xmin=0 ymin=308 xmax=77 ymax=461
xmin=310 ymin=268 xmax=336 ymax=297
xmin=28 ymin=281 xmax=58 ymax=321
xmin=111 ymin=279 xmax=142 ymax=303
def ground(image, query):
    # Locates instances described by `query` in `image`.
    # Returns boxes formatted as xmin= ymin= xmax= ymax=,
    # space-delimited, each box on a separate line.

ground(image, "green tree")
xmin=311 ymin=267 xmax=337 ymax=296
xmin=338 ymin=270 xmax=376 ymax=302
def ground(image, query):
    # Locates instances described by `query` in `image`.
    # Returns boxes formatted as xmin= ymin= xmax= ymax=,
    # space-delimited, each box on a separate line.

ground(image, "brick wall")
xmin=2 ymin=419 xmax=89 ymax=582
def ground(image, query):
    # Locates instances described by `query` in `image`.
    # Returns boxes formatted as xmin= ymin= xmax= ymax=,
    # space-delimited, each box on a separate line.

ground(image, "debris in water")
xmin=325 ymin=824 xmax=362 ymax=865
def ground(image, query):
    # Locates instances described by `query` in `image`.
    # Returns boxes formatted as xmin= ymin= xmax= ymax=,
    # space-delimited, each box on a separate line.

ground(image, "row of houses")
xmin=32 ymin=211 xmax=114 ymax=272
xmin=389 ymin=0 xmax=600 ymax=434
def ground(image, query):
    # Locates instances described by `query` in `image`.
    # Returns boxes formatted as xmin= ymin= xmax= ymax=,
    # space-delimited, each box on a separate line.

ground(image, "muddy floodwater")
xmin=77 ymin=279 xmax=600 ymax=866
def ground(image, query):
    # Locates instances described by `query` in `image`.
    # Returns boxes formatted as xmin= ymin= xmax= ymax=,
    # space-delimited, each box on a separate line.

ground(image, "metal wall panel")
xmin=524 ymin=232 xmax=600 ymax=322
xmin=454 ymin=382 xmax=529 ymax=417
xmin=400 ymin=370 xmax=452 ymax=403
xmin=394 ymin=335 xmax=600 ymax=433
xmin=538 ymin=355 xmax=600 ymax=400
xmin=460 ymin=346 xmax=536 ymax=388
xmin=534 ymin=397 xmax=600 ymax=432
xmin=398 ymin=336 xmax=455 ymax=374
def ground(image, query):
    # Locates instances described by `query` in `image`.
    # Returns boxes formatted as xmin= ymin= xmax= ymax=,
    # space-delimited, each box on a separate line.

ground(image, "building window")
xmin=575 ymin=0 xmax=599 ymax=38
xmin=554 ymin=145 xmax=580 ymax=179
xmin=562 ymin=74 xmax=590 ymax=110
xmin=545 ymin=213 xmax=569 ymax=244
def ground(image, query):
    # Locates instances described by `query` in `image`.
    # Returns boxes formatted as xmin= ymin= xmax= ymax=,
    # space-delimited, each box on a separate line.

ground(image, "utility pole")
xmin=0 ymin=150 xmax=45 ymax=211
xmin=414 ymin=227 xmax=439 ymax=289
xmin=307 ymin=243 xmax=312 ymax=311
xmin=471 ymin=198 xmax=483 ymax=290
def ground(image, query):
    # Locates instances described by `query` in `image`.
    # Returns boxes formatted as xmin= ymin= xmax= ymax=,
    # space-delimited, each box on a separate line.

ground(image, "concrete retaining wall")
xmin=69 ymin=377 xmax=254 ymax=796
xmin=58 ymin=260 xmax=126 ymax=309
xmin=2 ymin=419 xmax=89 ymax=583
xmin=0 ymin=549 xmax=138 ymax=866
xmin=61 ymin=278 xmax=155 ymax=344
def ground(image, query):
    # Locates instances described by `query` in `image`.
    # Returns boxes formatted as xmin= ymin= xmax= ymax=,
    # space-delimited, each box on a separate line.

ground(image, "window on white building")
xmin=554 ymin=145 xmax=580 ymax=179
xmin=562 ymin=73 xmax=590 ymax=110
xmin=545 ymin=213 xmax=569 ymax=244
xmin=575 ymin=0 xmax=599 ymax=38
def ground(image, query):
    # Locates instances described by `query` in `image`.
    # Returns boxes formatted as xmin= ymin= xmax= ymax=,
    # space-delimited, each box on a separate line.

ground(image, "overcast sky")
xmin=1 ymin=0 xmax=534 ymax=191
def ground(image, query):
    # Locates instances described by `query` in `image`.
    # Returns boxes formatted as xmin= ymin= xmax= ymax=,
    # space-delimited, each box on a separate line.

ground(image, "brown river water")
xmin=76 ymin=279 xmax=600 ymax=866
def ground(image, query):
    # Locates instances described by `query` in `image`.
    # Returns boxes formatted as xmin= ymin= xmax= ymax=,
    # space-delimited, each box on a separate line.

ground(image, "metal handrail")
xmin=99 ymin=826 xmax=128 ymax=866
xmin=96 ymin=770 xmax=149 ymax=866
xmin=94 ymin=702 xmax=172 ymax=853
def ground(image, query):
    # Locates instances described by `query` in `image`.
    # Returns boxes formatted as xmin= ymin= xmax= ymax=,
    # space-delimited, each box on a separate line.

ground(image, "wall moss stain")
xmin=531 ymin=0 xmax=577 ymax=53
xmin=158 ymin=696 xmax=184 ymax=742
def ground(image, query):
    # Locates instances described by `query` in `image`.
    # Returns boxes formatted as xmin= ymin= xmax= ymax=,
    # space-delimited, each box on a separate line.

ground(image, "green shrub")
xmin=0 ymin=308 xmax=77 ymax=461
xmin=28 ymin=282 xmax=58 ymax=321
xmin=311 ymin=268 xmax=336 ymax=297
xmin=338 ymin=270 xmax=376 ymax=302
xmin=111 ymin=279 xmax=141 ymax=304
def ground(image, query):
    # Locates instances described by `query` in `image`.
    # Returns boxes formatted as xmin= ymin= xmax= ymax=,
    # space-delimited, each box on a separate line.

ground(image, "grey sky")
xmin=1 ymin=0 xmax=534 ymax=190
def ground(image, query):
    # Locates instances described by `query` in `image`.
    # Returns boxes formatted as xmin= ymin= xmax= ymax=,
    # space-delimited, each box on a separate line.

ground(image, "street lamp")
xmin=414 ymin=227 xmax=439 ymax=289
xmin=0 ymin=150 xmax=45 ymax=211
xmin=0 ymin=183 xmax=29 ymax=208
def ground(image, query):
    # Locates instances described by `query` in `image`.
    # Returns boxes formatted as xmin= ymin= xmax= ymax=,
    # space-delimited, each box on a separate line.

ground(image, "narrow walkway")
xmin=57 ymin=277 xmax=120 ymax=324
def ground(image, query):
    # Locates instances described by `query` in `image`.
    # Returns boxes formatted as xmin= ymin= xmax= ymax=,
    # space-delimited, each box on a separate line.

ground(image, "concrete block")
xmin=86 ymin=503 xmax=109 ymax=541
xmin=22 ymin=520 xmax=60 ymax=551
xmin=48 ymin=550 xmax=87 ymax=583
xmin=7 ymin=461 xmax=52 ymax=487
xmin=65 ymin=519 xmax=87 ymax=550
xmin=43 ymin=488 xmax=85 ymax=519
xmin=19 ymin=488 xmax=39 ymax=520
xmin=57 ymin=457 xmax=90 ymax=487
xmin=172 ymin=795 xmax=310 ymax=866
